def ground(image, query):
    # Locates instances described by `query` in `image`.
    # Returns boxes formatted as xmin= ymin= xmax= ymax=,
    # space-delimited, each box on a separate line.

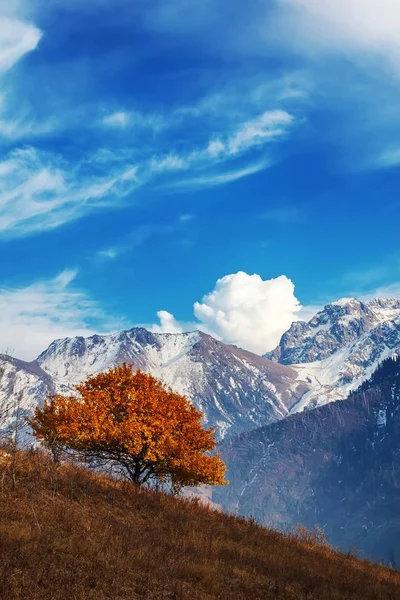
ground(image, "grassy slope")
xmin=0 ymin=451 xmax=399 ymax=600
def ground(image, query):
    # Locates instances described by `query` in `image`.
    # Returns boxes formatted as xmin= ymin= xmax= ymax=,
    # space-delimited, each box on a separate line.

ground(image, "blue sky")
xmin=2 ymin=0 xmax=400 ymax=359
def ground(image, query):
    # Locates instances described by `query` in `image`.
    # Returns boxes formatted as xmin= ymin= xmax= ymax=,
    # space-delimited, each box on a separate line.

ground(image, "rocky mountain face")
xmin=266 ymin=297 xmax=400 ymax=411
xmin=214 ymin=356 xmax=400 ymax=564
xmin=0 ymin=354 xmax=54 ymax=436
xmin=0 ymin=329 xmax=311 ymax=440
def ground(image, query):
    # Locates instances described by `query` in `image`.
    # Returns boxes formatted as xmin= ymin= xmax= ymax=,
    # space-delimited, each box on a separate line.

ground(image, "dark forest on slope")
xmin=215 ymin=356 xmax=400 ymax=565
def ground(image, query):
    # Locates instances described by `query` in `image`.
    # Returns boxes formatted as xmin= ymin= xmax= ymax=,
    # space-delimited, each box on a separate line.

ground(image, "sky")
xmin=2 ymin=0 xmax=400 ymax=359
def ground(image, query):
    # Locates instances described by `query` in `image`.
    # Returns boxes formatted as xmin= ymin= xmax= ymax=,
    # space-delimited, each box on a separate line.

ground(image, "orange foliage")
xmin=29 ymin=364 xmax=227 ymax=491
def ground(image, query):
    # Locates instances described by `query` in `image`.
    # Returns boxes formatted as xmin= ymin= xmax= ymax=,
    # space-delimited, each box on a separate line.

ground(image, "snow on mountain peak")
xmin=30 ymin=327 xmax=311 ymax=439
xmin=266 ymin=296 xmax=400 ymax=413
xmin=331 ymin=297 xmax=360 ymax=307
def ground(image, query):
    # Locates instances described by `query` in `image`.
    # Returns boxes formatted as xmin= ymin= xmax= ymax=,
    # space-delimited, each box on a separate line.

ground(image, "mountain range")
xmin=1 ymin=328 xmax=310 ymax=440
xmin=2 ymin=295 xmax=400 ymax=561
xmin=3 ymin=297 xmax=400 ymax=436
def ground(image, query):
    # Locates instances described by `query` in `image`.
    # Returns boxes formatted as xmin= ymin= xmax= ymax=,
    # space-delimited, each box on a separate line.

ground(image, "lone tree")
xmin=30 ymin=364 xmax=227 ymax=492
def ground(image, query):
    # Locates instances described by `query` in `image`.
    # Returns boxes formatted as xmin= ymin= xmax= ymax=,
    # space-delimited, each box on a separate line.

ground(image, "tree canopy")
xmin=30 ymin=363 xmax=227 ymax=491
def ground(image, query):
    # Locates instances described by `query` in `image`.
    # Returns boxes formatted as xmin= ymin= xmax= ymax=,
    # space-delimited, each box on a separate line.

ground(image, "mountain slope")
xmin=267 ymin=297 xmax=400 ymax=411
xmin=2 ymin=450 xmax=399 ymax=600
xmin=0 ymin=354 xmax=54 ymax=428
xmin=2 ymin=329 xmax=311 ymax=440
xmin=214 ymin=356 xmax=400 ymax=563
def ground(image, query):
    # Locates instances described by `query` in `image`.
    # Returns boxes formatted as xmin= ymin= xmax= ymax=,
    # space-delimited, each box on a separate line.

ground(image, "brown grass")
xmin=0 ymin=449 xmax=398 ymax=600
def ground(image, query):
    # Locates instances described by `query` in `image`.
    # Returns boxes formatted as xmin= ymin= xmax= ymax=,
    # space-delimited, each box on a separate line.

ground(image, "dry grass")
xmin=0 ymin=449 xmax=398 ymax=600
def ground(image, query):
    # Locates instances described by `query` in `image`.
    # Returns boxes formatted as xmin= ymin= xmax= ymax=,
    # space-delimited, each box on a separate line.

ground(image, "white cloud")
xmin=150 ymin=154 xmax=186 ymax=171
xmin=376 ymin=148 xmax=400 ymax=168
xmin=154 ymin=271 xmax=303 ymax=355
xmin=193 ymin=272 xmax=301 ymax=354
xmin=275 ymin=0 xmax=400 ymax=71
xmin=149 ymin=109 xmax=293 ymax=188
xmin=227 ymin=110 xmax=293 ymax=154
xmin=0 ymin=104 xmax=295 ymax=237
xmin=102 ymin=109 xmax=166 ymax=131
xmin=197 ymin=110 xmax=294 ymax=162
xmin=359 ymin=283 xmax=400 ymax=301
xmin=0 ymin=270 xmax=121 ymax=360
xmin=152 ymin=310 xmax=184 ymax=334
xmin=0 ymin=16 xmax=41 ymax=74
xmin=207 ymin=140 xmax=225 ymax=157
xmin=148 ymin=0 xmax=400 ymax=74
xmin=167 ymin=161 xmax=270 ymax=191
xmin=102 ymin=111 xmax=130 ymax=128
xmin=0 ymin=147 xmax=140 ymax=236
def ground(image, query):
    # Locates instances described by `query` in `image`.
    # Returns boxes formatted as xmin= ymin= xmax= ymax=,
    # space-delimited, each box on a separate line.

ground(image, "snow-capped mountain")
xmin=0 ymin=329 xmax=311 ymax=440
xmin=0 ymin=354 xmax=54 ymax=430
xmin=267 ymin=298 xmax=400 ymax=411
xmin=2 ymin=296 xmax=400 ymax=440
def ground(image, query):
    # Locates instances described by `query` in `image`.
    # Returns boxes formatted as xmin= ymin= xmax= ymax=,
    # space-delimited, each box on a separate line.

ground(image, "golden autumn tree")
xmin=29 ymin=364 xmax=227 ymax=491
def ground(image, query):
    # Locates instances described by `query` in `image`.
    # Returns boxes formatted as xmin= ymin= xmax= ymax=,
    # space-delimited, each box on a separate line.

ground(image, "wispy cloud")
xmin=376 ymin=148 xmax=400 ymax=168
xmin=96 ymin=216 xmax=195 ymax=260
xmin=149 ymin=154 xmax=186 ymax=172
xmin=0 ymin=4 xmax=300 ymax=238
xmin=187 ymin=110 xmax=294 ymax=165
xmin=261 ymin=206 xmax=301 ymax=224
xmin=0 ymin=270 xmax=122 ymax=360
xmin=225 ymin=110 xmax=293 ymax=154
xmin=102 ymin=109 xmax=166 ymax=131
xmin=97 ymin=247 xmax=120 ymax=261
xmin=0 ymin=147 xmax=140 ymax=236
xmin=272 ymin=0 xmax=400 ymax=73
xmin=150 ymin=0 xmax=400 ymax=74
xmin=0 ymin=104 xmax=295 ymax=236
xmin=168 ymin=161 xmax=269 ymax=191
xmin=102 ymin=111 xmax=130 ymax=128
xmin=342 ymin=255 xmax=400 ymax=289
xmin=0 ymin=16 xmax=41 ymax=74
xmin=359 ymin=283 xmax=400 ymax=301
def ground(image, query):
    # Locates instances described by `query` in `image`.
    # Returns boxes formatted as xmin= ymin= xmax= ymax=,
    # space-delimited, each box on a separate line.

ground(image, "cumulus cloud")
xmin=154 ymin=271 xmax=303 ymax=355
xmin=152 ymin=310 xmax=184 ymax=334
xmin=193 ymin=272 xmax=301 ymax=354
xmin=0 ymin=270 xmax=121 ymax=360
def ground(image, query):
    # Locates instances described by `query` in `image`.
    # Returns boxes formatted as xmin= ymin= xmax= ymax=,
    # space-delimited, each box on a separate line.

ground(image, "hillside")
xmin=214 ymin=356 xmax=400 ymax=564
xmin=1 ymin=451 xmax=399 ymax=600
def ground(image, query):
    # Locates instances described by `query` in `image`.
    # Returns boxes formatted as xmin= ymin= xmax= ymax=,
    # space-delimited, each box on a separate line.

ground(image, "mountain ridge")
xmin=3 ymin=295 xmax=400 ymax=440
xmin=1 ymin=328 xmax=311 ymax=440
xmin=265 ymin=296 xmax=400 ymax=411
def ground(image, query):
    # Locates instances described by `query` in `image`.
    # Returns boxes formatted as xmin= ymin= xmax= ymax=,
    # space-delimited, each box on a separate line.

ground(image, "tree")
xmin=29 ymin=364 xmax=227 ymax=492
